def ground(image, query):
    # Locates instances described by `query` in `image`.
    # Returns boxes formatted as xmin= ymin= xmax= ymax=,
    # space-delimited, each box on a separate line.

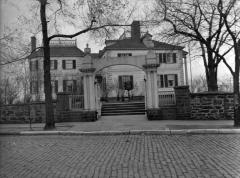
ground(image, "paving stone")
xmin=0 ymin=135 xmax=240 ymax=178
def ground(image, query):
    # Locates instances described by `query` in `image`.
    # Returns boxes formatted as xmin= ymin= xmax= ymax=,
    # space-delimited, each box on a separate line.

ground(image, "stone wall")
xmin=0 ymin=102 xmax=56 ymax=124
xmin=191 ymin=92 xmax=234 ymax=120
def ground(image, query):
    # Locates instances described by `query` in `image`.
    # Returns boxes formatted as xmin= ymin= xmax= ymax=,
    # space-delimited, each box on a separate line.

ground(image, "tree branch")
xmin=48 ymin=23 xmax=130 ymax=41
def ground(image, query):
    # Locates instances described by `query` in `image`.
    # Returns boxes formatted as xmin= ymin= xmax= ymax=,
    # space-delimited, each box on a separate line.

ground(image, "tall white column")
xmin=80 ymin=68 xmax=96 ymax=111
xmin=184 ymin=57 xmax=189 ymax=85
xmin=153 ymin=71 xmax=159 ymax=108
xmin=146 ymin=72 xmax=152 ymax=108
xmin=144 ymin=67 xmax=159 ymax=109
xmin=89 ymin=75 xmax=96 ymax=110
xmin=143 ymin=50 xmax=160 ymax=110
xmin=83 ymin=75 xmax=89 ymax=110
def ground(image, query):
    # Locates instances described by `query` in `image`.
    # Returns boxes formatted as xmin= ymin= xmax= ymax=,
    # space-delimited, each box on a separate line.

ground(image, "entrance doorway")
xmin=96 ymin=65 xmax=145 ymax=103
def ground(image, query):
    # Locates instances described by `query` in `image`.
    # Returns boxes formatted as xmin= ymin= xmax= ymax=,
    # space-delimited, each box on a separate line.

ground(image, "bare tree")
xmin=215 ymin=0 xmax=240 ymax=126
xmin=150 ymin=0 xmax=235 ymax=91
xmin=37 ymin=0 xmax=132 ymax=129
xmin=190 ymin=75 xmax=208 ymax=93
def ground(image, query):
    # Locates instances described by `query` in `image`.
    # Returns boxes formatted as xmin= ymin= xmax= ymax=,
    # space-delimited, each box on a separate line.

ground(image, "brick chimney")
xmin=131 ymin=21 xmax=140 ymax=42
xmin=84 ymin=43 xmax=91 ymax=54
xmin=31 ymin=36 xmax=36 ymax=52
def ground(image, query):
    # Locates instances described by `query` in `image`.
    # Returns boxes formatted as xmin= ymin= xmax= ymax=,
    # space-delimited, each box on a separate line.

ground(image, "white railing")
xmin=69 ymin=94 xmax=84 ymax=110
xmin=159 ymin=91 xmax=176 ymax=106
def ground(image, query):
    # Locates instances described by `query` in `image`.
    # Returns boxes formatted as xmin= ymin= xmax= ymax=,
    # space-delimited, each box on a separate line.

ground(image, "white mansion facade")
xmin=29 ymin=21 xmax=188 ymax=102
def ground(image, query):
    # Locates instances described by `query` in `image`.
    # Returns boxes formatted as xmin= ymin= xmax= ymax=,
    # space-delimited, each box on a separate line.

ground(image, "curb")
xmin=0 ymin=129 xmax=240 ymax=136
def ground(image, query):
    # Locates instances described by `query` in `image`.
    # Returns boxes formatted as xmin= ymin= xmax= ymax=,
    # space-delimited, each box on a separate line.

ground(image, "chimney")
xmin=31 ymin=36 xmax=36 ymax=52
xmin=84 ymin=43 xmax=91 ymax=54
xmin=131 ymin=21 xmax=140 ymax=42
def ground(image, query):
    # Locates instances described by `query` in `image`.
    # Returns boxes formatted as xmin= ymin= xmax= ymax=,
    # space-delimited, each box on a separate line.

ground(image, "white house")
xmin=28 ymin=21 xmax=188 ymax=103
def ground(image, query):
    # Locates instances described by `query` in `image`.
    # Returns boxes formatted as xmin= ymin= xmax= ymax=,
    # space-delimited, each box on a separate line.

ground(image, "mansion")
xmin=29 ymin=21 xmax=188 ymax=103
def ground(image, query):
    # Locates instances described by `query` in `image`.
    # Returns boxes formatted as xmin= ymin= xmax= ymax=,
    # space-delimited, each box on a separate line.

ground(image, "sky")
xmin=0 ymin=0 xmax=234 ymax=82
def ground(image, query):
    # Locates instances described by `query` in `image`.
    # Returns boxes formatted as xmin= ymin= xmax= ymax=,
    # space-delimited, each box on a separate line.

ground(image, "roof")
xmin=103 ymin=39 xmax=184 ymax=51
xmin=152 ymin=41 xmax=184 ymax=50
xmin=104 ymin=39 xmax=147 ymax=50
xmin=28 ymin=46 xmax=85 ymax=59
xmin=89 ymin=53 xmax=100 ymax=59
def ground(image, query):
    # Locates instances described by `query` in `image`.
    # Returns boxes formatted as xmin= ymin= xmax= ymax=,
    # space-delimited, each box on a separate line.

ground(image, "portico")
xmin=80 ymin=50 xmax=160 ymax=117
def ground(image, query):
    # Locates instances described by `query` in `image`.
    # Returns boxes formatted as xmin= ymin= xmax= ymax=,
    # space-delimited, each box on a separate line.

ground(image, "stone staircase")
xmin=101 ymin=102 xmax=145 ymax=116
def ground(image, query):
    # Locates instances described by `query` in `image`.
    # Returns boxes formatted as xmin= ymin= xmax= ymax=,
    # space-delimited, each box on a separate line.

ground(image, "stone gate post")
xmin=143 ymin=50 xmax=159 ymax=109
xmin=80 ymin=54 xmax=96 ymax=112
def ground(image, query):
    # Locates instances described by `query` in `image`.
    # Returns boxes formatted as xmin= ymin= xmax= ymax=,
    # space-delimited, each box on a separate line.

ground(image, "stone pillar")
xmin=143 ymin=50 xmax=159 ymax=109
xmin=174 ymin=86 xmax=191 ymax=119
xmin=80 ymin=68 xmax=96 ymax=111
xmin=56 ymin=92 xmax=70 ymax=122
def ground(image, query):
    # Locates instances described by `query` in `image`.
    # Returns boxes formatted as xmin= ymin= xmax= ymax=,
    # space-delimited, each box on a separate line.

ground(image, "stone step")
xmin=102 ymin=112 xmax=145 ymax=116
xmin=101 ymin=102 xmax=146 ymax=116
xmin=102 ymin=109 xmax=145 ymax=112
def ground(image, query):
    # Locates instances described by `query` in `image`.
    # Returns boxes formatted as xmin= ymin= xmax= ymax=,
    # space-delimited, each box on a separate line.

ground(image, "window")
xmin=157 ymin=74 xmax=178 ymax=88
xmin=63 ymin=80 xmax=77 ymax=92
xmin=30 ymin=81 xmax=38 ymax=94
xmin=158 ymin=53 xmax=177 ymax=64
xmin=62 ymin=60 xmax=76 ymax=69
xmin=117 ymin=53 xmax=132 ymax=57
xmin=30 ymin=60 xmax=39 ymax=71
xmin=50 ymin=60 xmax=58 ymax=70
xmin=51 ymin=80 xmax=58 ymax=93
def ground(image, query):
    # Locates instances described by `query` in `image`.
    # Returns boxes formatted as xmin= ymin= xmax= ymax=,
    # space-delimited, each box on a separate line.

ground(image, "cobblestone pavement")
xmin=0 ymin=135 xmax=240 ymax=178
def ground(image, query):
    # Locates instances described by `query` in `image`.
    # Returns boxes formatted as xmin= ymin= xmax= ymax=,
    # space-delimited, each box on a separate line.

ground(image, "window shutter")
xmin=36 ymin=81 xmax=39 ymax=94
xmin=35 ymin=60 xmax=38 ymax=70
xmin=30 ymin=61 xmax=32 ymax=71
xmin=73 ymin=80 xmax=77 ymax=93
xmin=159 ymin=54 xmax=162 ymax=63
xmin=72 ymin=60 xmax=76 ymax=69
xmin=175 ymin=74 xmax=178 ymax=86
xmin=54 ymin=60 xmax=58 ymax=69
xmin=55 ymin=80 xmax=58 ymax=93
xmin=30 ymin=81 xmax=32 ymax=94
xmin=130 ymin=75 xmax=133 ymax=90
xmin=163 ymin=53 xmax=166 ymax=63
xmin=166 ymin=53 xmax=171 ymax=63
xmin=119 ymin=76 xmax=123 ymax=89
xmin=173 ymin=53 xmax=177 ymax=63
xmin=103 ymin=78 xmax=106 ymax=90
xmin=62 ymin=60 xmax=66 ymax=69
xmin=160 ymin=75 xmax=164 ymax=88
xmin=164 ymin=75 xmax=168 ymax=87
xmin=63 ymin=80 xmax=66 ymax=92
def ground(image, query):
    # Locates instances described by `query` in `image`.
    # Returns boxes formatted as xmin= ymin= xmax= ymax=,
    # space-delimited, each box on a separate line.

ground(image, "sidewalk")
xmin=0 ymin=115 xmax=239 ymax=135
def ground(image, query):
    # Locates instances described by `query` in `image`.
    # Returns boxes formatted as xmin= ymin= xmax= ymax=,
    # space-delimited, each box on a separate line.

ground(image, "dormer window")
xmin=117 ymin=53 xmax=132 ymax=57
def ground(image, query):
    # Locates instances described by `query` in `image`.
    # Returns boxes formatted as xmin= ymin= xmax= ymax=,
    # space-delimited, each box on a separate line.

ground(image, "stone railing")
xmin=158 ymin=91 xmax=176 ymax=106
xmin=69 ymin=94 xmax=84 ymax=110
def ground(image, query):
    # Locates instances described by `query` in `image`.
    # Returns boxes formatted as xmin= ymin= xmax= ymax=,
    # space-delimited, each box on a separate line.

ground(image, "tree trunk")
xmin=234 ymin=41 xmax=240 ymax=127
xmin=40 ymin=0 xmax=55 ymax=130
xmin=206 ymin=68 xmax=218 ymax=92
xmin=206 ymin=51 xmax=218 ymax=92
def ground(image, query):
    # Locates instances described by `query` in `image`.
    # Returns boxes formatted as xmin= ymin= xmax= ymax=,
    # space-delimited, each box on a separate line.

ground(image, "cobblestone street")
xmin=1 ymin=135 xmax=240 ymax=178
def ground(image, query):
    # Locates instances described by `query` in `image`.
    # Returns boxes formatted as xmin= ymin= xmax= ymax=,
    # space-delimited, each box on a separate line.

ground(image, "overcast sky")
xmin=0 ymin=0 xmax=234 ymax=82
